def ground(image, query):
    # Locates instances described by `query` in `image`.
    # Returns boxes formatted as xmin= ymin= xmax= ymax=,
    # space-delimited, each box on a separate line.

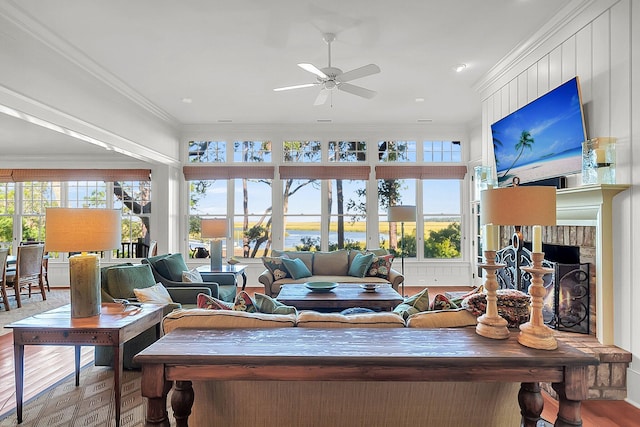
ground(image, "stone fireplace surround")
xmin=497 ymin=184 xmax=631 ymax=400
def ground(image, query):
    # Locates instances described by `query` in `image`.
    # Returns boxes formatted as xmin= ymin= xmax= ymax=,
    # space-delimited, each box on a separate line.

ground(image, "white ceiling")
xmin=1 ymin=0 xmax=574 ymax=159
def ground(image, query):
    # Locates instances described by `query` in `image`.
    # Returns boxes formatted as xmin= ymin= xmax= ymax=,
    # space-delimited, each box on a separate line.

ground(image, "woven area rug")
xmin=0 ymin=290 xmax=70 ymax=336
xmin=0 ymin=365 xmax=175 ymax=427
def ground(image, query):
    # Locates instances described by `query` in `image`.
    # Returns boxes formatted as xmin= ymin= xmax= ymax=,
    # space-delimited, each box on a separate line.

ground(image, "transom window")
xmin=188 ymin=141 xmax=226 ymax=163
xmin=328 ymin=141 xmax=367 ymax=162
xmin=423 ymin=140 xmax=462 ymax=162
xmin=378 ymin=140 xmax=417 ymax=162
xmin=283 ymin=141 xmax=321 ymax=162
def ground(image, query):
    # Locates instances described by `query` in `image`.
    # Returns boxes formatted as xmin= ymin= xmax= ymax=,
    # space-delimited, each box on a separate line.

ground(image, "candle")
xmin=532 ymin=225 xmax=542 ymax=253
xmin=595 ymin=148 xmax=606 ymax=164
xmin=484 ymin=224 xmax=497 ymax=251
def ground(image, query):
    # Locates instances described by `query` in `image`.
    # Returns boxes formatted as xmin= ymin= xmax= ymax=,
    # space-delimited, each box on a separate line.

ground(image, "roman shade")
xmin=183 ymin=165 xmax=275 ymax=180
xmin=375 ymin=165 xmax=467 ymax=179
xmin=279 ymin=165 xmax=370 ymax=180
xmin=6 ymin=169 xmax=150 ymax=182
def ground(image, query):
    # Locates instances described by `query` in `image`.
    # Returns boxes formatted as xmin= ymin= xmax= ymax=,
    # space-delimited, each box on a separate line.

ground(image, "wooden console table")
xmin=7 ymin=303 xmax=164 ymax=427
xmin=134 ymin=327 xmax=598 ymax=427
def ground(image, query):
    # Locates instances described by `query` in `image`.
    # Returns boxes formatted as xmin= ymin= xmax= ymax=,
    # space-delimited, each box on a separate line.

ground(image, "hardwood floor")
xmin=1 ymin=286 xmax=639 ymax=425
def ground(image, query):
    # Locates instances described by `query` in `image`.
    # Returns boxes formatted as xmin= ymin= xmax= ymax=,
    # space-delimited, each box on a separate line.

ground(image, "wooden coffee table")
xmin=276 ymin=283 xmax=403 ymax=311
xmin=6 ymin=303 xmax=164 ymax=427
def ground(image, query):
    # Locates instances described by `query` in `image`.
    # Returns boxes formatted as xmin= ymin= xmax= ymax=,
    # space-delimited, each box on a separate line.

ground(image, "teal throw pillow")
xmin=254 ymin=293 xmax=297 ymax=315
xmin=348 ymin=252 xmax=375 ymax=278
xmin=153 ymin=253 xmax=189 ymax=282
xmin=393 ymin=288 xmax=430 ymax=320
xmin=281 ymin=257 xmax=312 ymax=280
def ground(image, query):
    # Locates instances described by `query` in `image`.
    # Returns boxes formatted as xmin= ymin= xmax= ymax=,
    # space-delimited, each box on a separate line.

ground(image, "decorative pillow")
xmin=151 ymin=253 xmax=189 ymax=282
xmin=407 ymin=308 xmax=478 ymax=328
xmin=197 ymin=293 xmax=233 ymax=310
xmin=261 ymin=256 xmax=291 ymax=280
xmin=348 ymin=252 xmax=375 ymax=278
xmin=182 ymin=268 xmax=203 ymax=283
xmin=281 ymin=257 xmax=312 ymax=280
xmin=133 ymin=284 xmax=174 ymax=304
xmin=366 ymin=254 xmax=394 ymax=279
xmin=234 ymin=291 xmax=257 ymax=312
xmin=393 ymin=288 xmax=430 ymax=320
xmin=462 ymin=289 xmax=531 ymax=328
xmin=253 ymin=293 xmax=297 ymax=315
xmin=430 ymin=293 xmax=459 ymax=311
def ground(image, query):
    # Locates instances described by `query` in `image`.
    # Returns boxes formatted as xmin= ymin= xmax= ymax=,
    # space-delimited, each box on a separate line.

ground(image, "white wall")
xmin=476 ymin=0 xmax=639 ymax=407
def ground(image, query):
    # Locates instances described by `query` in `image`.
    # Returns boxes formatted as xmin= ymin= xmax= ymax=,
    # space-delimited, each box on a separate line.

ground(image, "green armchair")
xmin=96 ymin=263 xmax=213 ymax=369
xmin=142 ymin=253 xmax=236 ymax=302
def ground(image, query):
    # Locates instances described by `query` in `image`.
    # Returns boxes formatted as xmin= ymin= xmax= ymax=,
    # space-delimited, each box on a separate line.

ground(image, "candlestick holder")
xmin=476 ymin=250 xmax=510 ymax=339
xmin=518 ymin=252 xmax=557 ymax=350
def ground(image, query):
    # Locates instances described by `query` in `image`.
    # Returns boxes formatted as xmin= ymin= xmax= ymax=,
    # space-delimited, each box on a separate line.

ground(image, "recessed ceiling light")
xmin=417 ymin=119 xmax=433 ymax=123
xmin=181 ymin=98 xmax=193 ymax=104
xmin=217 ymin=119 xmax=232 ymax=123
xmin=317 ymin=119 xmax=332 ymax=123
xmin=453 ymin=64 xmax=467 ymax=73
xmin=415 ymin=98 xmax=425 ymax=103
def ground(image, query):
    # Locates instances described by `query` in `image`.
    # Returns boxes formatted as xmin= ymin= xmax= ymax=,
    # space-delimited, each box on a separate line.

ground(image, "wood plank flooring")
xmin=1 ymin=285 xmax=639 ymax=425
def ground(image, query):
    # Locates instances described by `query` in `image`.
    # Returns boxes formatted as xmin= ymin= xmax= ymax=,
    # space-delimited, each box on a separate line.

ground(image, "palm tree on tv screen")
xmin=501 ymin=130 xmax=535 ymax=179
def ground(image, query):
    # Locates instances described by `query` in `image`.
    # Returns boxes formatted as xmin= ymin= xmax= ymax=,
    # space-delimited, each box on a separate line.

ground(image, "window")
xmin=21 ymin=181 xmax=62 ymax=242
xmin=328 ymin=141 xmax=367 ymax=162
xmin=186 ymin=138 xmax=467 ymax=259
xmin=0 ymin=182 xmax=15 ymax=249
xmin=423 ymin=179 xmax=462 ymax=259
xmin=113 ymin=180 xmax=152 ymax=258
xmin=378 ymin=140 xmax=416 ymax=162
xmin=283 ymin=141 xmax=321 ymax=162
xmin=424 ymin=140 xmax=461 ymax=162
xmin=233 ymin=140 xmax=272 ymax=163
xmin=188 ymin=141 xmax=226 ymax=163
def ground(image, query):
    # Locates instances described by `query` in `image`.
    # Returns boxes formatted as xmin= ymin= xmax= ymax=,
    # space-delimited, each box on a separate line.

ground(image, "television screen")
xmin=491 ymin=77 xmax=587 ymax=187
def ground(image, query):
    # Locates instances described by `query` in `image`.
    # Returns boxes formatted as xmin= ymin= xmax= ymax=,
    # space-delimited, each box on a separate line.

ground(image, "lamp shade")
xmin=201 ymin=218 xmax=227 ymax=239
xmin=388 ymin=205 xmax=416 ymax=222
xmin=45 ymin=208 xmax=121 ymax=252
xmin=480 ymin=186 xmax=556 ymax=226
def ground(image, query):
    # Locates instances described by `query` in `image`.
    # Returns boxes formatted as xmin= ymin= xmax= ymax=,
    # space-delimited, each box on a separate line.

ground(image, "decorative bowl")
xmin=304 ymin=281 xmax=338 ymax=292
xmin=360 ymin=284 xmax=379 ymax=292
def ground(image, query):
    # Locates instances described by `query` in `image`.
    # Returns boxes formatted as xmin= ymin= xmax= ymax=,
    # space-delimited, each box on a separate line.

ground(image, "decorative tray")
xmin=304 ymin=281 xmax=338 ymax=292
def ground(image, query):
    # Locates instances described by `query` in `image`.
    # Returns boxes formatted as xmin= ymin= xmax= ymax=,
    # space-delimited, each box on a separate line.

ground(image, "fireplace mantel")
xmin=556 ymin=184 xmax=630 ymax=344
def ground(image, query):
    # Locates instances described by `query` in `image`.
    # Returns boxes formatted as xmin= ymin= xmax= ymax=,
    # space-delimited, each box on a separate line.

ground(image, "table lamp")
xmin=481 ymin=180 xmax=557 ymax=349
xmin=45 ymin=208 xmax=121 ymax=318
xmin=201 ymin=218 xmax=228 ymax=270
xmin=387 ymin=205 xmax=416 ymax=297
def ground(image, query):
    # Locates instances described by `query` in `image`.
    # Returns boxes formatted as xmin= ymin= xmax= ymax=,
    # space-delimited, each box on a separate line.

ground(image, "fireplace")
xmin=495 ymin=241 xmax=591 ymax=334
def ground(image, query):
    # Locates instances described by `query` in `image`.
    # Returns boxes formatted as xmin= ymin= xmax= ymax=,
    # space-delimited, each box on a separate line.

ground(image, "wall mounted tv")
xmin=491 ymin=76 xmax=587 ymax=187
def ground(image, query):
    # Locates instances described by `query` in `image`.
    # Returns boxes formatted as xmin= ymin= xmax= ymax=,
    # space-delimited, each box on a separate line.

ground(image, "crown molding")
xmin=0 ymin=0 xmax=179 ymax=127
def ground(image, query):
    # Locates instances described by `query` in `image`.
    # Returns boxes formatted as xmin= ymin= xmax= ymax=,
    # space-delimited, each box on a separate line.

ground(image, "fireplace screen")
xmin=495 ymin=245 xmax=590 ymax=334
xmin=553 ymin=263 xmax=590 ymax=334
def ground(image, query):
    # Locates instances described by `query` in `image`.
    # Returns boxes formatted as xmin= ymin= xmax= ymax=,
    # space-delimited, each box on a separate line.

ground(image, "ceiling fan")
xmin=274 ymin=33 xmax=381 ymax=105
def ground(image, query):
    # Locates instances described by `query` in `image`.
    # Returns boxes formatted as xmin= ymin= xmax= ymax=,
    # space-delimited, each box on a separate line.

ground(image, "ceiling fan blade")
xmin=338 ymin=83 xmax=377 ymax=99
xmin=314 ymin=90 xmax=329 ymax=106
xmin=298 ymin=63 xmax=328 ymax=79
xmin=336 ymin=64 xmax=380 ymax=83
xmin=274 ymin=83 xmax=318 ymax=92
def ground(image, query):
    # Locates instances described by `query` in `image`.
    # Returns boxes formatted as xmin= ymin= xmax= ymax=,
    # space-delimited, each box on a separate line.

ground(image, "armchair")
xmin=96 ymin=263 xmax=213 ymax=369
xmin=142 ymin=253 xmax=235 ymax=302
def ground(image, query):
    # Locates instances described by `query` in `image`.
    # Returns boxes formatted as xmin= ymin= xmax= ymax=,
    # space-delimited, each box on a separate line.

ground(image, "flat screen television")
xmin=491 ymin=76 xmax=587 ymax=187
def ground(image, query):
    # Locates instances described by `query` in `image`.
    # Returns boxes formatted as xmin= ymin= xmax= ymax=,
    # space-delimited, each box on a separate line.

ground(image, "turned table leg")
xmin=172 ymin=380 xmax=194 ymax=427
xmin=519 ymin=382 xmax=544 ymax=427
xmin=141 ymin=364 xmax=171 ymax=427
